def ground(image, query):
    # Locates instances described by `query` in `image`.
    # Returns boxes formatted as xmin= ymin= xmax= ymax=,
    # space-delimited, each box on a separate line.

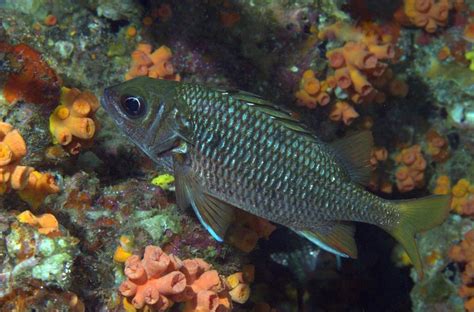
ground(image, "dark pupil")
xmin=122 ymin=96 xmax=144 ymax=117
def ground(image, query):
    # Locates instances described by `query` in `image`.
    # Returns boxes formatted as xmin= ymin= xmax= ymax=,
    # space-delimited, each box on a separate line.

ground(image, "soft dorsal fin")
xmin=174 ymin=154 xmax=235 ymax=241
xmin=329 ymin=131 xmax=373 ymax=186
xmin=295 ymin=222 xmax=357 ymax=258
xmin=227 ymin=89 xmax=315 ymax=138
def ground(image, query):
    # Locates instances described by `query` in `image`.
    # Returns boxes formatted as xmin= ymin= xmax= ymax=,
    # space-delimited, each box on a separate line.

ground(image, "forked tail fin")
xmin=381 ymin=195 xmax=451 ymax=279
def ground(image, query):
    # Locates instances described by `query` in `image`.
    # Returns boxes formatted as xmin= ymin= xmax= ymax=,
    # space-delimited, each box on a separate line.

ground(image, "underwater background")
xmin=0 ymin=0 xmax=473 ymax=311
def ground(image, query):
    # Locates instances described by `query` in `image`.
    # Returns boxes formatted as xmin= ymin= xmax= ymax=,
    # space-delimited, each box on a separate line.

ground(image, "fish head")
xmin=101 ymin=77 xmax=186 ymax=162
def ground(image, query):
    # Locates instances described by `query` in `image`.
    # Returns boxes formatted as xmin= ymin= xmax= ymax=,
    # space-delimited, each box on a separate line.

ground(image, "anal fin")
xmin=295 ymin=222 xmax=358 ymax=258
xmin=174 ymin=155 xmax=235 ymax=242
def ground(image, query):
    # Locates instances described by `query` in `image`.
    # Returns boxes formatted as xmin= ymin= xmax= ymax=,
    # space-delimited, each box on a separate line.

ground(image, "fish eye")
xmin=120 ymin=95 xmax=146 ymax=118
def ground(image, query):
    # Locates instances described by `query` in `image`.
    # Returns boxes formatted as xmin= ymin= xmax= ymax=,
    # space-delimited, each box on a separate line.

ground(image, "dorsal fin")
xmin=227 ymin=90 xmax=315 ymax=138
xmin=329 ymin=131 xmax=373 ymax=186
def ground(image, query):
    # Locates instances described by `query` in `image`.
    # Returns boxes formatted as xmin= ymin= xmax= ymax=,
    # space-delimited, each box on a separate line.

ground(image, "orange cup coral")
xmin=114 ymin=235 xmax=134 ymax=263
xmin=226 ymin=265 xmax=254 ymax=304
xmin=0 ymin=123 xmax=33 ymax=193
xmin=315 ymin=22 xmax=409 ymax=119
xmin=451 ymin=179 xmax=474 ymax=214
xmin=119 ymin=245 xmax=231 ymax=311
xmin=329 ymin=101 xmax=360 ymax=125
xmin=370 ymin=147 xmax=389 ymax=169
xmin=125 ymin=44 xmax=181 ymax=81
xmin=394 ymin=0 xmax=458 ymax=33
xmin=370 ymin=68 xmax=409 ymax=103
xmin=368 ymin=147 xmax=393 ymax=194
xmin=394 ymin=145 xmax=427 ymax=192
xmin=426 ymin=129 xmax=449 ymax=162
xmin=18 ymin=171 xmax=60 ymax=209
xmin=227 ymin=210 xmax=276 ymax=253
xmin=295 ymin=70 xmax=331 ymax=109
xmin=433 ymin=175 xmax=451 ymax=195
xmin=0 ymin=122 xmax=59 ymax=207
xmin=433 ymin=176 xmax=474 ymax=215
xmin=16 ymin=210 xmax=61 ymax=236
xmin=324 ymin=34 xmax=395 ymax=104
xmin=49 ymin=87 xmax=100 ymax=155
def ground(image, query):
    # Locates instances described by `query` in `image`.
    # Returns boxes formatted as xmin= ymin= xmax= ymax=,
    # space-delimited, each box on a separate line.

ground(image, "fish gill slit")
xmin=144 ymin=104 xmax=165 ymax=146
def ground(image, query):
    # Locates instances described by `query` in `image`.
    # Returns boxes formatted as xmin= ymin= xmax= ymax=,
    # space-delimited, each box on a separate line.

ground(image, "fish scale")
xmin=177 ymin=84 xmax=397 ymax=228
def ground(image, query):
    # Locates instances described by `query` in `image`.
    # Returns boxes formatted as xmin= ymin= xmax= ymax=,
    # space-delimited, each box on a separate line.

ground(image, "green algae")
xmin=107 ymin=41 xmax=127 ymax=57
xmin=427 ymin=58 xmax=474 ymax=95
xmin=6 ymin=222 xmax=79 ymax=289
xmin=133 ymin=206 xmax=181 ymax=242
xmin=32 ymin=253 xmax=74 ymax=288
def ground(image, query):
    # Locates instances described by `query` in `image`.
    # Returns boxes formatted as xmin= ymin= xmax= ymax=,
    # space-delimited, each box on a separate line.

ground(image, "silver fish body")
xmin=177 ymin=84 xmax=397 ymax=229
xmin=102 ymin=77 xmax=450 ymax=277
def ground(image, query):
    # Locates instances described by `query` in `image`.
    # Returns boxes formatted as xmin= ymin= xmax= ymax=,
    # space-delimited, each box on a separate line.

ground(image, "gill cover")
xmin=101 ymin=77 xmax=191 ymax=162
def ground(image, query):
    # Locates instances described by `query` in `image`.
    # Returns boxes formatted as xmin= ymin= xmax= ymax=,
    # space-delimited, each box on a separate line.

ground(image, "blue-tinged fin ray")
xmin=173 ymin=154 xmax=235 ymax=241
xmin=294 ymin=222 xmax=358 ymax=258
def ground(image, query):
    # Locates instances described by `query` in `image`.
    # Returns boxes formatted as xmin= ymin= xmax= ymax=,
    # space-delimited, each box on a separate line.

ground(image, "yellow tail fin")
xmin=382 ymin=195 xmax=451 ymax=279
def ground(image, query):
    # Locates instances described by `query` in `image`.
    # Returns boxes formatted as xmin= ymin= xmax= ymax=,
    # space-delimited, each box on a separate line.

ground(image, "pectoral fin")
xmin=174 ymin=155 xmax=235 ymax=242
xmin=295 ymin=222 xmax=358 ymax=258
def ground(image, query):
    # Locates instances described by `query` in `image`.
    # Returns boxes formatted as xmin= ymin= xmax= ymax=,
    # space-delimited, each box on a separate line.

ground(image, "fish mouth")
xmin=156 ymin=139 xmax=182 ymax=158
xmin=156 ymin=150 xmax=173 ymax=158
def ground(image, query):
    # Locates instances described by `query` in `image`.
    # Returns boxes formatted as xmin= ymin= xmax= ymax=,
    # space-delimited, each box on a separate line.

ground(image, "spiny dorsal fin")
xmin=228 ymin=90 xmax=314 ymax=138
xmin=174 ymin=154 xmax=235 ymax=241
xmin=296 ymin=222 xmax=357 ymax=258
xmin=329 ymin=131 xmax=373 ymax=186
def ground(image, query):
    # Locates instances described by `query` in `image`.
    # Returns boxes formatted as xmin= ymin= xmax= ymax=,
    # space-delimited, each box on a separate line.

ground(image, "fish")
xmin=101 ymin=76 xmax=451 ymax=277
